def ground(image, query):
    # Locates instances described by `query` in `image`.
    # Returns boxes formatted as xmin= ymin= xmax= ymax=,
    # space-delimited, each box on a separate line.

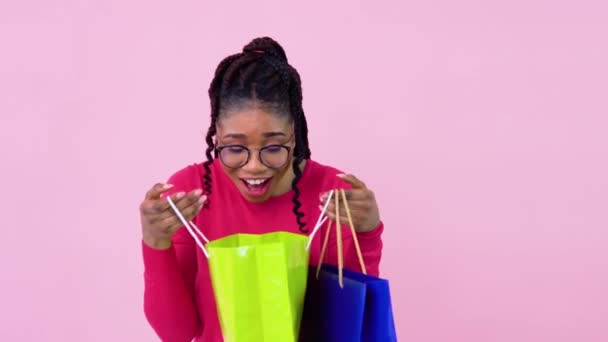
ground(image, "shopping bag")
xmin=207 ymin=231 xmax=309 ymax=342
xmin=301 ymin=265 xmax=397 ymax=342
xmin=300 ymin=189 xmax=397 ymax=342
xmin=166 ymin=195 xmax=332 ymax=342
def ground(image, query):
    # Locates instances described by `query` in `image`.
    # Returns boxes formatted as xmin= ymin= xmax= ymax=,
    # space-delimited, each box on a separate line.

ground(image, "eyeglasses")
xmin=216 ymin=143 xmax=292 ymax=169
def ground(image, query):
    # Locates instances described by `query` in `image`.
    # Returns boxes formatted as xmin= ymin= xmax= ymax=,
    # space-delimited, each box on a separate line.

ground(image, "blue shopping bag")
xmin=300 ymin=265 xmax=397 ymax=342
xmin=300 ymin=189 xmax=397 ymax=341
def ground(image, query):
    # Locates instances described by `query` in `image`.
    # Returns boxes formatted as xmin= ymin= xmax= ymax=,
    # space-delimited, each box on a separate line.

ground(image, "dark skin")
xmin=140 ymin=107 xmax=381 ymax=250
xmin=215 ymin=107 xmax=299 ymax=203
xmin=140 ymin=185 xmax=206 ymax=249
xmin=320 ymin=174 xmax=381 ymax=233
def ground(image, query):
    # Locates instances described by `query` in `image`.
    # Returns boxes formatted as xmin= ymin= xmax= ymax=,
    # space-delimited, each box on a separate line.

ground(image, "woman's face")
xmin=215 ymin=107 xmax=295 ymax=203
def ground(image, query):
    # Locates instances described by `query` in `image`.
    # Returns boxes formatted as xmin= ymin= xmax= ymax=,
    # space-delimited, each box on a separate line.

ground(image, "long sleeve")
xmin=142 ymin=167 xmax=202 ymax=341
xmin=142 ymin=228 xmax=200 ymax=341
xmin=353 ymin=222 xmax=384 ymax=276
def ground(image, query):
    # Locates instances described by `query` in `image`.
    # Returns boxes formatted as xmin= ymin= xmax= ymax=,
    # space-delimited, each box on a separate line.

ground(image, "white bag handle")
xmin=306 ymin=190 xmax=334 ymax=250
xmin=166 ymin=196 xmax=210 ymax=258
xmin=167 ymin=189 xmax=335 ymax=258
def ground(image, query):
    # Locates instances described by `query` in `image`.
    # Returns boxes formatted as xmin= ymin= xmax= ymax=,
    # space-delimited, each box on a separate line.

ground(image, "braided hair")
xmin=204 ymin=37 xmax=311 ymax=233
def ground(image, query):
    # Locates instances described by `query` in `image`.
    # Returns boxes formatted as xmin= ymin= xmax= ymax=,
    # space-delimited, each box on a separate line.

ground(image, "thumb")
xmin=337 ymin=173 xmax=367 ymax=189
xmin=145 ymin=183 xmax=174 ymax=200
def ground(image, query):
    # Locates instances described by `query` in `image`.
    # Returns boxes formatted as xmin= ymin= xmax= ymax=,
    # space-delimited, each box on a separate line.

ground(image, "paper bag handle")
xmin=166 ymin=196 xmax=210 ymax=258
xmin=315 ymin=189 xmax=367 ymax=288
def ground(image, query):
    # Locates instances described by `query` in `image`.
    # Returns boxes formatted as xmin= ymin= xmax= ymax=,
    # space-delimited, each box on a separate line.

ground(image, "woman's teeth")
xmin=245 ymin=179 xmax=267 ymax=185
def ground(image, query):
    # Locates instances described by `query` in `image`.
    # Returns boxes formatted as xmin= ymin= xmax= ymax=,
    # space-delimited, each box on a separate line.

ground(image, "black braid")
xmin=205 ymin=37 xmax=311 ymax=232
xmin=288 ymin=70 xmax=311 ymax=232
xmin=291 ymin=156 xmax=306 ymax=232
xmin=203 ymin=53 xmax=242 ymax=204
xmin=287 ymin=66 xmax=311 ymax=159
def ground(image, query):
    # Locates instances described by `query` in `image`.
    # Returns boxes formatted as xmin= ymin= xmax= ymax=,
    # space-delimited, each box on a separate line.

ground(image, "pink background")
xmin=1 ymin=0 xmax=607 ymax=341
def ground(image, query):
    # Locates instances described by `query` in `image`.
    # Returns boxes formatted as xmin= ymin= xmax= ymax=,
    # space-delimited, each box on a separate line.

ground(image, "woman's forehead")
xmin=217 ymin=108 xmax=291 ymax=134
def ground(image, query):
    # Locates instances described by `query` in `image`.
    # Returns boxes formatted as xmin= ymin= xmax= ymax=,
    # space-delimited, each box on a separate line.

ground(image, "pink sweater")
xmin=142 ymin=159 xmax=384 ymax=341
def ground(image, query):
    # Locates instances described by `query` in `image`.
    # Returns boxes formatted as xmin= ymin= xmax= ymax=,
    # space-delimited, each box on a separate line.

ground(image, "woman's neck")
xmin=271 ymin=159 xmax=307 ymax=197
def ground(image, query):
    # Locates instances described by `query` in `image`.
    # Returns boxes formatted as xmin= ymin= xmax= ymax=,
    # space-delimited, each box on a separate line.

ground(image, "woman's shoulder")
xmin=306 ymin=159 xmax=342 ymax=176
xmin=304 ymin=159 xmax=351 ymax=190
xmin=165 ymin=162 xmax=206 ymax=192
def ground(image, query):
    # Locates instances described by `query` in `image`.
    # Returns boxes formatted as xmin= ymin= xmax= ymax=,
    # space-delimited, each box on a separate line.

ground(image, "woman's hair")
xmin=204 ymin=37 xmax=311 ymax=232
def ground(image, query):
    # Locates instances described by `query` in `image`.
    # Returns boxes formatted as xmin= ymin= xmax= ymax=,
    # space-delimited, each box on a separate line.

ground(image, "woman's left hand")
xmin=319 ymin=174 xmax=381 ymax=233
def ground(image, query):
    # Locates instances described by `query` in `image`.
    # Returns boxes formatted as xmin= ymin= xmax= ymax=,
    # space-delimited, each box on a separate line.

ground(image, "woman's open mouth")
xmin=240 ymin=177 xmax=272 ymax=197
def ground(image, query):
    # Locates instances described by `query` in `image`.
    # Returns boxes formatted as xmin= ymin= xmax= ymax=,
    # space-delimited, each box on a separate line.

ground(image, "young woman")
xmin=140 ymin=37 xmax=385 ymax=342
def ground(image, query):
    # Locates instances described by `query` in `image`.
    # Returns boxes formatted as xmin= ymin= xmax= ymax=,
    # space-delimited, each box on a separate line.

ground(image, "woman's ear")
xmin=211 ymin=128 xmax=219 ymax=147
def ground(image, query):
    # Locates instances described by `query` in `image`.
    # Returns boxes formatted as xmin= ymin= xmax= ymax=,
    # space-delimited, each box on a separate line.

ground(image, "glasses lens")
xmin=219 ymin=146 xmax=249 ymax=168
xmin=260 ymin=145 xmax=289 ymax=168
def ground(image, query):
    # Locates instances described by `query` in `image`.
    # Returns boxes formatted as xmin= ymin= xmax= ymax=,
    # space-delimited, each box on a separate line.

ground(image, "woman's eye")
xmin=264 ymin=145 xmax=283 ymax=153
xmin=226 ymin=146 xmax=245 ymax=153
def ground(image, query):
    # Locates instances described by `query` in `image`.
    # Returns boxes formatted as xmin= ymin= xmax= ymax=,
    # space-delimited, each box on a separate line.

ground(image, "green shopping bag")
xmin=167 ymin=194 xmax=333 ymax=342
xmin=207 ymin=232 xmax=310 ymax=342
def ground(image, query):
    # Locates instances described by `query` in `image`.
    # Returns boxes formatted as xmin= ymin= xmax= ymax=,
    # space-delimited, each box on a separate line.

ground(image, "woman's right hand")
xmin=140 ymin=183 xmax=207 ymax=250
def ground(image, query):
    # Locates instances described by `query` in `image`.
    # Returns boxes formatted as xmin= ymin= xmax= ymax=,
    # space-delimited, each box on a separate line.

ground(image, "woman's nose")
xmin=241 ymin=152 xmax=266 ymax=173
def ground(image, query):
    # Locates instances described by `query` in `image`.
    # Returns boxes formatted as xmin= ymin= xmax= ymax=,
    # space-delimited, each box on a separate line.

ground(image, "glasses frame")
xmin=215 ymin=143 xmax=293 ymax=169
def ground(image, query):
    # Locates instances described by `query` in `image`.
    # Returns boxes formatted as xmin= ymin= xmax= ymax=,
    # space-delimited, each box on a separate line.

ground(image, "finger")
xmin=155 ymin=188 xmax=199 ymax=212
xmin=173 ymin=190 xmax=205 ymax=212
xmin=322 ymin=209 xmax=351 ymax=226
xmin=320 ymin=202 xmax=369 ymax=222
xmin=341 ymin=189 xmax=374 ymax=201
xmin=321 ymin=201 xmax=335 ymax=216
xmin=320 ymin=199 xmax=366 ymax=216
xmin=141 ymin=191 xmax=188 ymax=216
xmin=163 ymin=196 xmax=206 ymax=223
xmin=342 ymin=201 xmax=372 ymax=215
xmin=141 ymin=195 xmax=178 ymax=215
xmin=319 ymin=189 xmax=348 ymax=204
xmin=149 ymin=189 xmax=202 ymax=216
xmin=319 ymin=191 xmax=372 ymax=210
xmin=145 ymin=183 xmax=174 ymax=200
xmin=159 ymin=202 xmax=201 ymax=233
xmin=154 ymin=193 xmax=206 ymax=222
xmin=319 ymin=191 xmax=333 ymax=206
xmin=183 ymin=200 xmax=204 ymax=220
xmin=337 ymin=174 xmax=367 ymax=189
xmin=320 ymin=199 xmax=368 ymax=213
